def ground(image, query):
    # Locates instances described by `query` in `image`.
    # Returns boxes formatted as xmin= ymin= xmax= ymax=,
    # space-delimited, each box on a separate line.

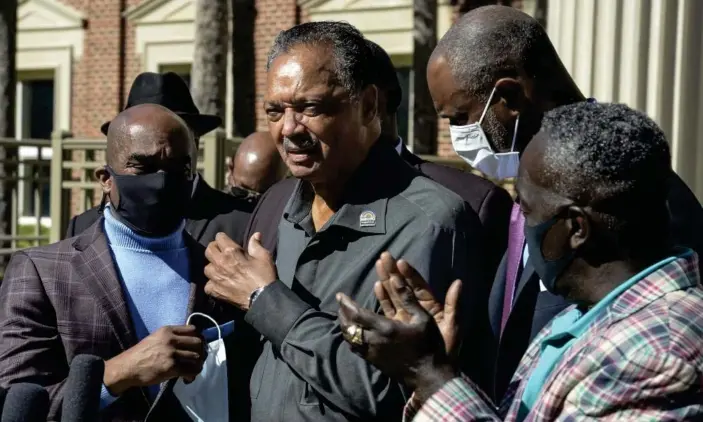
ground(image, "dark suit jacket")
xmin=65 ymin=175 xmax=254 ymax=246
xmin=489 ymin=171 xmax=703 ymax=401
xmin=400 ymin=146 xmax=513 ymax=279
xmin=0 ymin=220 xmax=237 ymax=422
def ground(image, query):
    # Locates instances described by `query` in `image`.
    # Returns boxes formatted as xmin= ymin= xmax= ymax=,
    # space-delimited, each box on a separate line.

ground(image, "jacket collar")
xmin=283 ymin=139 xmax=418 ymax=236
xmin=399 ymin=142 xmax=425 ymax=167
xmin=537 ymin=250 xmax=700 ymax=340
xmin=185 ymin=174 xmax=211 ymax=239
xmin=608 ymin=250 xmax=699 ymax=319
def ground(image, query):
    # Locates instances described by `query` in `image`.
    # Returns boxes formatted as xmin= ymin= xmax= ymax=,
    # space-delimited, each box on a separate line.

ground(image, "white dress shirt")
xmin=395 ymin=137 xmax=403 ymax=155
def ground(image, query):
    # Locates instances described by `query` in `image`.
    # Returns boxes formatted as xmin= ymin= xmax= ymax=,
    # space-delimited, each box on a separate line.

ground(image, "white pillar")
xmin=546 ymin=0 xmax=703 ymax=201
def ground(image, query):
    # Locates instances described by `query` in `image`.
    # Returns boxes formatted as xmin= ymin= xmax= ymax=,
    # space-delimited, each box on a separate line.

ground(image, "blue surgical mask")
xmin=524 ymin=215 xmax=576 ymax=295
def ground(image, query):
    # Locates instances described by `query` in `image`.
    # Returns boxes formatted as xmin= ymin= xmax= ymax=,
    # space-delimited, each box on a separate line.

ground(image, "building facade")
xmin=14 ymin=0 xmax=703 ymax=225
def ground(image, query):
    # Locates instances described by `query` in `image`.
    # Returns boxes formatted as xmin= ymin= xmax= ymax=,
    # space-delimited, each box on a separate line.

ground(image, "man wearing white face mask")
xmin=448 ymin=86 xmax=520 ymax=180
xmin=428 ymin=5 xmax=703 ymax=401
xmin=366 ymin=39 xmax=513 ymax=289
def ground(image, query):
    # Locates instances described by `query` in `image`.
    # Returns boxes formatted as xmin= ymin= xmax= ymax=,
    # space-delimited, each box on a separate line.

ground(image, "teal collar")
xmin=548 ymin=251 xmax=689 ymax=343
xmin=517 ymin=250 xmax=692 ymax=421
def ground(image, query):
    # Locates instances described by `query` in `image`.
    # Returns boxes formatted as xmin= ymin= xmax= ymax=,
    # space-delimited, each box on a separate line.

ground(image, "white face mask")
xmin=449 ymin=87 xmax=520 ymax=180
xmin=173 ymin=313 xmax=230 ymax=422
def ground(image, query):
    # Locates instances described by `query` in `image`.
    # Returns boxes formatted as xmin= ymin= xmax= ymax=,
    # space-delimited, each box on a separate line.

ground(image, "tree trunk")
xmin=231 ymin=0 xmax=256 ymax=137
xmin=192 ymin=0 xmax=229 ymax=122
xmin=0 ymin=0 xmax=17 ymax=267
xmin=412 ymin=0 xmax=438 ymax=155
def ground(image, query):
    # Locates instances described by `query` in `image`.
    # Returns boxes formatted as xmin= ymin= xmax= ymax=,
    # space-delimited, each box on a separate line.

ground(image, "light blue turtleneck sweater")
xmin=100 ymin=207 xmax=191 ymax=408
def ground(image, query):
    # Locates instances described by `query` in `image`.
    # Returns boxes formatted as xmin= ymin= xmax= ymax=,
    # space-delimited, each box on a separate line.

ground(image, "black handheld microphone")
xmin=0 ymin=383 xmax=49 ymax=422
xmin=61 ymin=355 xmax=105 ymax=422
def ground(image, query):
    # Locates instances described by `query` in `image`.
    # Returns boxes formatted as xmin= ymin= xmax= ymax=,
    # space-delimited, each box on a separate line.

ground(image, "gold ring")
xmin=345 ymin=324 xmax=364 ymax=346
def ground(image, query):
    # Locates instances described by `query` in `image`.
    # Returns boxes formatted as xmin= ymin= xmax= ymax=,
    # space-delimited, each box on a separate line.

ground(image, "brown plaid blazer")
xmin=0 ymin=219 xmax=235 ymax=422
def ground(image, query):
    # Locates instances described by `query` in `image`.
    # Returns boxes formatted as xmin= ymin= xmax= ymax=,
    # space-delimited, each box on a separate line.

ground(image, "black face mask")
xmin=106 ymin=166 xmax=193 ymax=236
xmin=524 ymin=215 xmax=577 ymax=295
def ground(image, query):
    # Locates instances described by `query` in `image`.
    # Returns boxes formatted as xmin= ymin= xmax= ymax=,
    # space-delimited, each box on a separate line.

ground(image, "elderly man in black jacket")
xmin=64 ymin=72 xmax=253 ymax=246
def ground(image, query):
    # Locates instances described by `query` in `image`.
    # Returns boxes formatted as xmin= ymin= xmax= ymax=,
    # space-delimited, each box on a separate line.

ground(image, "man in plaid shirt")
xmin=336 ymin=102 xmax=703 ymax=421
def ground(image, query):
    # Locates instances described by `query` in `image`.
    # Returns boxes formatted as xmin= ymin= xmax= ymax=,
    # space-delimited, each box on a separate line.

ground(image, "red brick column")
xmin=254 ymin=0 xmax=299 ymax=131
xmin=58 ymin=0 xmax=133 ymax=216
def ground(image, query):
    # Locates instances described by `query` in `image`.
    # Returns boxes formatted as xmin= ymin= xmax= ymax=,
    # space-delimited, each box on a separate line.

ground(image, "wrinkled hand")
xmin=103 ymin=325 xmax=206 ymax=396
xmin=204 ymin=232 xmax=277 ymax=310
xmin=336 ymin=275 xmax=458 ymax=398
xmin=374 ymin=252 xmax=462 ymax=358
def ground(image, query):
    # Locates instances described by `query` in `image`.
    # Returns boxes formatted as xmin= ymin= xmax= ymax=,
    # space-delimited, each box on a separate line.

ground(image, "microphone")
xmin=1 ymin=383 xmax=49 ymax=422
xmin=61 ymin=355 xmax=105 ymax=422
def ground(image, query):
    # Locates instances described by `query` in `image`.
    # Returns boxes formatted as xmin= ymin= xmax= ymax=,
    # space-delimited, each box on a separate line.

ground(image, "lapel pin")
xmin=359 ymin=210 xmax=376 ymax=228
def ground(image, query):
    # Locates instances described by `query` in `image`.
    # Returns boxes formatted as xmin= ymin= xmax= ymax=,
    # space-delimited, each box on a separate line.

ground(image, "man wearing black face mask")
xmin=0 ymin=104 xmax=234 ymax=422
xmin=64 ymin=71 xmax=254 ymax=246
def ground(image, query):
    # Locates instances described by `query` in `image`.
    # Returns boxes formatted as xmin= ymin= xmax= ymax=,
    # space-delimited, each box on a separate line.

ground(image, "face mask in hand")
xmin=449 ymin=86 xmax=520 ymax=180
xmin=524 ymin=215 xmax=577 ymax=295
xmin=173 ymin=313 xmax=231 ymax=422
xmin=107 ymin=166 xmax=192 ymax=236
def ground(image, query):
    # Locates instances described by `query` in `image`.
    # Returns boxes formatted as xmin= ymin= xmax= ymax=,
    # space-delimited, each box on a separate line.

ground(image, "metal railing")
xmin=0 ymin=136 xmax=512 ymax=262
xmin=0 ymin=137 xmax=52 ymax=256
xmin=49 ymin=129 xmax=240 ymax=243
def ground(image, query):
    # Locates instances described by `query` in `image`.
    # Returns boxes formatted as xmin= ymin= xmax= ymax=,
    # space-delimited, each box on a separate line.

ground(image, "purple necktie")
xmin=500 ymin=203 xmax=525 ymax=336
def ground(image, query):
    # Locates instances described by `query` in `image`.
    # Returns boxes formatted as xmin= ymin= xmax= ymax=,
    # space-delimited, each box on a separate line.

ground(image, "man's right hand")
xmin=374 ymin=252 xmax=462 ymax=358
xmin=103 ymin=325 xmax=205 ymax=396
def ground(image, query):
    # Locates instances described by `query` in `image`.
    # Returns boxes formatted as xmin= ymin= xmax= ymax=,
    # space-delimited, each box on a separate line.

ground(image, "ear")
xmin=95 ymin=166 xmax=112 ymax=195
xmin=566 ymin=206 xmax=590 ymax=250
xmin=360 ymin=84 xmax=379 ymax=125
xmin=376 ymin=89 xmax=389 ymax=120
xmin=494 ymin=78 xmax=525 ymax=118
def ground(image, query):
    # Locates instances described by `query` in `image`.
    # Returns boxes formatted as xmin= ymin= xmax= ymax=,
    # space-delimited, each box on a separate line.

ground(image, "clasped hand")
xmin=336 ymin=252 xmax=462 ymax=400
xmin=204 ymin=232 xmax=277 ymax=311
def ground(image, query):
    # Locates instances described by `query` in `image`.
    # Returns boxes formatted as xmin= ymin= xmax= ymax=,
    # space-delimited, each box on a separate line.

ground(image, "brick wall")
xmin=124 ymin=0 xmax=143 ymax=107
xmin=254 ymin=0 xmax=299 ymax=131
xmin=57 ymin=0 xmax=145 ymax=216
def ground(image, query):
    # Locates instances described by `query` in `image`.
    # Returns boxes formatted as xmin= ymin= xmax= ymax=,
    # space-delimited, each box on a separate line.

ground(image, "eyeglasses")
xmin=228 ymin=185 xmax=262 ymax=201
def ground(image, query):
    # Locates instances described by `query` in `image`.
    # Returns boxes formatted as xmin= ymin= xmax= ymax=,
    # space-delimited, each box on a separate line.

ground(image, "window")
xmin=18 ymin=78 xmax=54 ymax=219
xmin=159 ymin=63 xmax=192 ymax=89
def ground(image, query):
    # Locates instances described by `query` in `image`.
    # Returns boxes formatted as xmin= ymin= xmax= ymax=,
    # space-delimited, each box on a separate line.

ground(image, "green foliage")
xmin=16 ymin=224 xmax=50 ymax=249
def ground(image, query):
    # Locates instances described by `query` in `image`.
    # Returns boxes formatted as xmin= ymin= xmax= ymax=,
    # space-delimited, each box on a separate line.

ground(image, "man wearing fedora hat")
xmin=65 ymin=72 xmax=254 ymax=246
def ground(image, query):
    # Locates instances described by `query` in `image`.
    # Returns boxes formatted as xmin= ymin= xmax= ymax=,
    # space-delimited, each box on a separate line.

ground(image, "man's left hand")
xmin=204 ymin=232 xmax=277 ymax=310
xmin=336 ymin=274 xmax=458 ymax=400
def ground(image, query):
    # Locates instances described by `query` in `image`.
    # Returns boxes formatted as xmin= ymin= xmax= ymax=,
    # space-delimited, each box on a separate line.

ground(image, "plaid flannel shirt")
xmin=405 ymin=252 xmax=703 ymax=421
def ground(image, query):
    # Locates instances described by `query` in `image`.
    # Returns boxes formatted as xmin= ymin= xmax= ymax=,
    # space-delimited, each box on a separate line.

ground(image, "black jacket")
xmin=489 ymin=171 xmax=703 ymax=401
xmin=400 ymin=145 xmax=513 ymax=280
xmin=64 ymin=176 xmax=255 ymax=246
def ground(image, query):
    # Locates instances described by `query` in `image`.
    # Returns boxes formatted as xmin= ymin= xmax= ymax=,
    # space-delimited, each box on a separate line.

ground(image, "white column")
xmin=618 ymin=0 xmax=649 ymax=111
xmin=546 ymin=0 xmax=703 ymax=201
xmin=671 ymin=0 xmax=703 ymax=185
xmin=572 ymin=0 xmax=596 ymax=95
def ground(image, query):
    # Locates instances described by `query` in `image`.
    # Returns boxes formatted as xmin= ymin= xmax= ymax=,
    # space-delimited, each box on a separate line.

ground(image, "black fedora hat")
xmin=100 ymin=72 xmax=222 ymax=136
